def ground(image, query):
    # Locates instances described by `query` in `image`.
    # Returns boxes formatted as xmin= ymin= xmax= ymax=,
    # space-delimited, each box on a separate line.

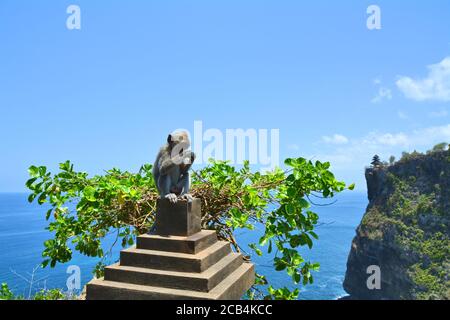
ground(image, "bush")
xmin=432 ymin=142 xmax=448 ymax=152
xmin=0 ymin=283 xmax=68 ymax=300
xmin=26 ymin=158 xmax=353 ymax=300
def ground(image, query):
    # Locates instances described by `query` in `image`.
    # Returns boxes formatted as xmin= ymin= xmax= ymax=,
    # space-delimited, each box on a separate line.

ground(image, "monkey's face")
xmin=168 ymin=131 xmax=190 ymax=147
xmin=168 ymin=131 xmax=191 ymax=163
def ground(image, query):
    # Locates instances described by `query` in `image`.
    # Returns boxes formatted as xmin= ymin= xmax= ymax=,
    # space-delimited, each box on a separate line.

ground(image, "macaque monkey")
xmin=153 ymin=131 xmax=196 ymax=203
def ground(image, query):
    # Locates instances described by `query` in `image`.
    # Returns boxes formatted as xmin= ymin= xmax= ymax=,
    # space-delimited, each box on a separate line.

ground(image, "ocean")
xmin=0 ymin=192 xmax=367 ymax=300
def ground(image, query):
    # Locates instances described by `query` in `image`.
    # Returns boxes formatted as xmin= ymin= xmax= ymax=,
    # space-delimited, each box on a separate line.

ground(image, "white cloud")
xmin=372 ymin=132 xmax=410 ymax=146
xmin=371 ymin=87 xmax=392 ymax=104
xmin=360 ymin=125 xmax=450 ymax=150
xmin=429 ymin=110 xmax=448 ymax=118
xmin=414 ymin=125 xmax=450 ymax=145
xmin=311 ymin=124 xmax=450 ymax=171
xmin=373 ymin=77 xmax=382 ymax=85
xmin=309 ymin=125 xmax=450 ymax=190
xmin=396 ymin=57 xmax=450 ymax=102
xmin=288 ymin=144 xmax=300 ymax=151
xmin=397 ymin=111 xmax=409 ymax=120
xmin=322 ymin=134 xmax=349 ymax=145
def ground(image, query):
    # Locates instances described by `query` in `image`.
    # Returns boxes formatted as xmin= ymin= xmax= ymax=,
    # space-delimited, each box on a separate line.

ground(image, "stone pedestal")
xmin=155 ymin=198 xmax=201 ymax=236
xmin=86 ymin=198 xmax=254 ymax=300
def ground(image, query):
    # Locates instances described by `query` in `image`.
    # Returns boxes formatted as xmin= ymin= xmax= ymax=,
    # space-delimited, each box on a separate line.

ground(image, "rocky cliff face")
xmin=343 ymin=150 xmax=450 ymax=300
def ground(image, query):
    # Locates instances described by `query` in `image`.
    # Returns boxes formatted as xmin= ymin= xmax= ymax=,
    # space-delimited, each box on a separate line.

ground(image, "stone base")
xmin=155 ymin=198 xmax=201 ymax=236
xmin=86 ymin=198 xmax=254 ymax=300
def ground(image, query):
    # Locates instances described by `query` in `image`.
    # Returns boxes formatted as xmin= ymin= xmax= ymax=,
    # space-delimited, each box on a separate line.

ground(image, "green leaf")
xmin=38 ymin=193 xmax=47 ymax=205
xmin=38 ymin=166 xmax=47 ymax=176
xmin=298 ymin=198 xmax=310 ymax=209
xmin=25 ymin=177 xmax=38 ymax=189
xmin=45 ymin=209 xmax=52 ymax=220
xmin=59 ymin=160 xmax=71 ymax=171
xmin=84 ymin=186 xmax=96 ymax=202
xmin=259 ymin=234 xmax=267 ymax=246
xmin=284 ymin=158 xmax=294 ymax=166
xmin=28 ymin=166 xmax=40 ymax=178
xmin=294 ymin=272 xmax=301 ymax=284
xmin=27 ymin=193 xmax=36 ymax=203
xmin=309 ymin=231 xmax=319 ymax=240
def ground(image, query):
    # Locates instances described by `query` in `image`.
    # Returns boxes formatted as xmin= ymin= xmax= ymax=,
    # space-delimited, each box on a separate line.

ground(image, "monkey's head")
xmin=167 ymin=130 xmax=194 ymax=167
xmin=167 ymin=131 xmax=191 ymax=158
xmin=167 ymin=131 xmax=190 ymax=153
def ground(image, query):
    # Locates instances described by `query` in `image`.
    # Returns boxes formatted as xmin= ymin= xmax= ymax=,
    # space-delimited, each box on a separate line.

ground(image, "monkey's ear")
xmin=167 ymin=134 xmax=172 ymax=144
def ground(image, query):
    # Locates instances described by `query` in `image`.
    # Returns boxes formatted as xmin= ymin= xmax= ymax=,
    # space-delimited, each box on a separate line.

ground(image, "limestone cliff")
xmin=343 ymin=149 xmax=450 ymax=300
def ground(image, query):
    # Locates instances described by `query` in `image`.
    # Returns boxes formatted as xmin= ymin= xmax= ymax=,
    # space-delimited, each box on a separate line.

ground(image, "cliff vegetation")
xmin=344 ymin=144 xmax=449 ymax=300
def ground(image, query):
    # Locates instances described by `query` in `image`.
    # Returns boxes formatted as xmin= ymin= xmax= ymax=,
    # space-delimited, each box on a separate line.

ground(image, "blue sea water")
xmin=0 ymin=192 xmax=367 ymax=300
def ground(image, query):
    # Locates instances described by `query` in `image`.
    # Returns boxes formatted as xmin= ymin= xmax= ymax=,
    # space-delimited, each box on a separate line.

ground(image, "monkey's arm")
xmin=177 ymin=151 xmax=195 ymax=188
xmin=176 ymin=172 xmax=191 ymax=195
xmin=157 ymin=169 xmax=181 ymax=203
xmin=158 ymin=150 xmax=182 ymax=176
xmin=178 ymin=151 xmax=195 ymax=201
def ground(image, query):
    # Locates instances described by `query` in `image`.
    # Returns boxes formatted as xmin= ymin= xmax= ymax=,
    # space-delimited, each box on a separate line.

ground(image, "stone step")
xmin=136 ymin=230 xmax=217 ymax=254
xmin=86 ymin=262 xmax=255 ymax=300
xmin=105 ymin=252 xmax=244 ymax=292
xmin=120 ymin=241 xmax=231 ymax=273
xmin=209 ymin=262 xmax=255 ymax=300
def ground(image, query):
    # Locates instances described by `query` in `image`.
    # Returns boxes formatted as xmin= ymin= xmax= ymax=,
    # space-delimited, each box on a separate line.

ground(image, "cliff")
xmin=343 ymin=149 xmax=450 ymax=300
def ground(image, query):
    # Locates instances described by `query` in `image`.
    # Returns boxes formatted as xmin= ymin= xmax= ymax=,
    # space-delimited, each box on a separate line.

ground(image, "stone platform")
xmin=86 ymin=198 xmax=255 ymax=300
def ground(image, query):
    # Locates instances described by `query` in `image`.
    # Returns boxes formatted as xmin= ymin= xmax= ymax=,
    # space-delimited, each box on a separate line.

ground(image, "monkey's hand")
xmin=181 ymin=151 xmax=196 ymax=165
xmin=165 ymin=193 xmax=178 ymax=203
xmin=181 ymin=193 xmax=193 ymax=202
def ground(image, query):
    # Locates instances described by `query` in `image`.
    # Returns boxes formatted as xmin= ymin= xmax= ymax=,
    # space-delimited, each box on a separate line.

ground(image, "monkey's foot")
xmin=181 ymin=193 xmax=193 ymax=202
xmin=165 ymin=193 xmax=178 ymax=203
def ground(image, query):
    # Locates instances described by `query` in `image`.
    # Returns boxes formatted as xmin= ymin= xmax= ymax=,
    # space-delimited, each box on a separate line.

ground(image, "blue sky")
xmin=0 ymin=0 xmax=449 ymax=192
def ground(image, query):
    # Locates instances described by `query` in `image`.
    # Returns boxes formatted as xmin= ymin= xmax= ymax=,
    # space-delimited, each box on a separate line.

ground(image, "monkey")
xmin=152 ymin=131 xmax=196 ymax=204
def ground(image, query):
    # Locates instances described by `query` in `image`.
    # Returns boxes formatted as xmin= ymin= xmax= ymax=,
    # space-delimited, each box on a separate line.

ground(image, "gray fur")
xmin=152 ymin=131 xmax=195 ymax=203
